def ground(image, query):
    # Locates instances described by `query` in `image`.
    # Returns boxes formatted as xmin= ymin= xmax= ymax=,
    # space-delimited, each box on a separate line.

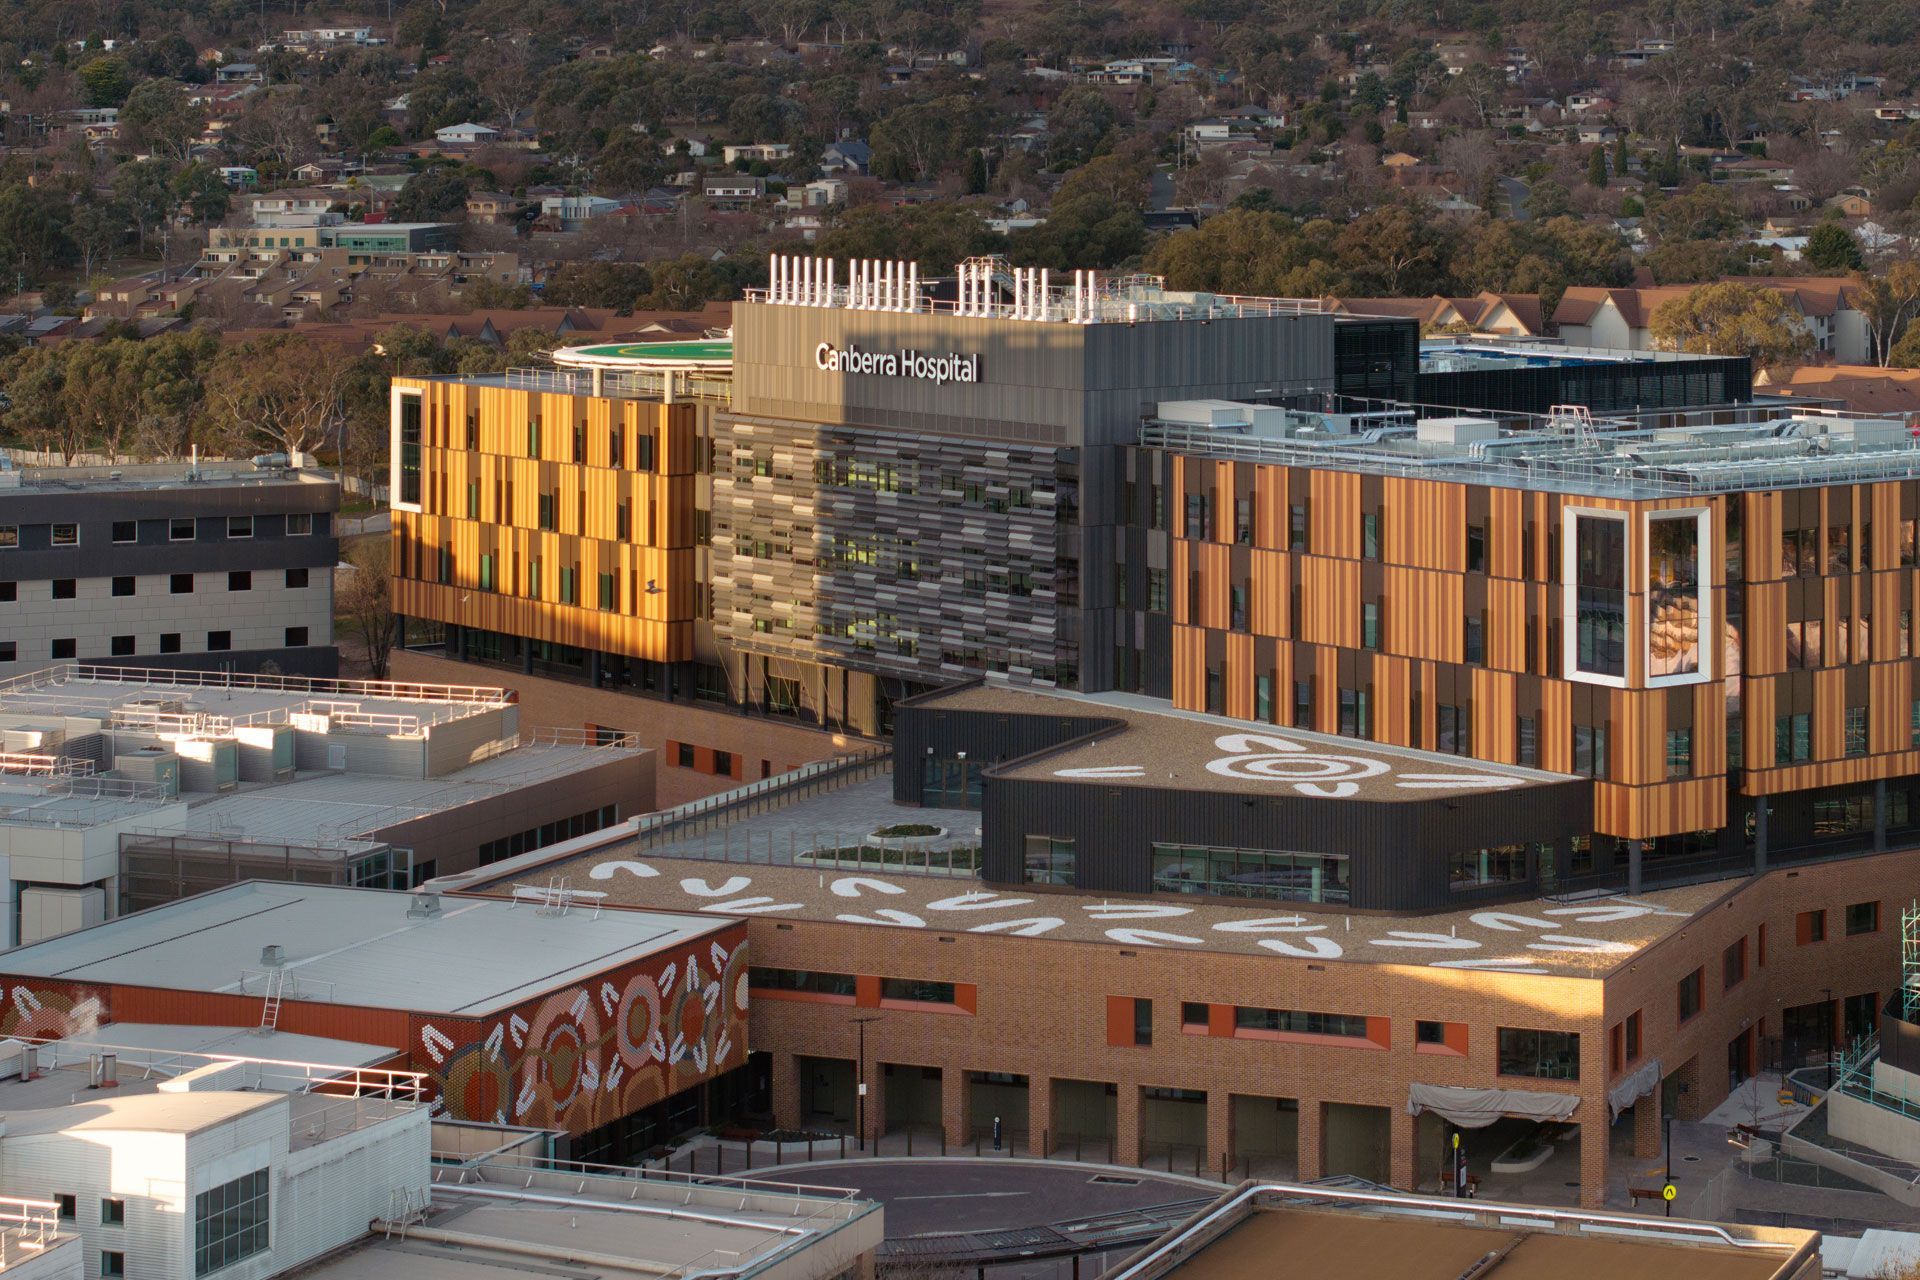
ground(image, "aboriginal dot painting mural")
xmin=415 ymin=924 xmax=751 ymax=1135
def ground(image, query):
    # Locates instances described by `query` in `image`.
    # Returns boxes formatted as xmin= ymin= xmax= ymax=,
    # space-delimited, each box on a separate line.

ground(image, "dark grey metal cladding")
xmin=0 ymin=482 xmax=339 ymax=580
xmin=711 ymin=412 xmax=1075 ymax=686
xmin=891 ymin=696 xmax=1120 ymax=804
xmin=730 ymin=302 xmax=1337 ymax=447
xmin=978 ymin=773 xmax=1593 ymax=911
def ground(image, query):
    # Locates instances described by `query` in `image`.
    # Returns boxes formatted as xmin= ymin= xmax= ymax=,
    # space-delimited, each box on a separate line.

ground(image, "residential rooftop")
xmin=0 ymin=882 xmax=726 ymax=1017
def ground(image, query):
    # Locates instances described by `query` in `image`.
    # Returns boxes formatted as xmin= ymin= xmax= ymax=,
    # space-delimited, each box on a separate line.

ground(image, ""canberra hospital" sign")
xmin=815 ymin=342 xmax=981 ymax=386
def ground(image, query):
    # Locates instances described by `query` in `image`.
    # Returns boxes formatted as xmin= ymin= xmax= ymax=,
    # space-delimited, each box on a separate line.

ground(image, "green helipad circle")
xmin=552 ymin=339 xmax=733 ymax=370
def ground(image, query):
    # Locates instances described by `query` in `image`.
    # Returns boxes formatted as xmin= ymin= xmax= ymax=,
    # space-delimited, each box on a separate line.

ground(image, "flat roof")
xmin=0 ymin=666 xmax=512 ymax=725
xmin=4 ymin=1089 xmax=281 ymax=1138
xmin=925 ymin=683 xmax=1573 ymax=803
xmin=0 ymin=882 xmax=728 ymax=1017
xmin=296 ymin=1162 xmax=880 ymax=1280
xmin=0 ymin=459 xmax=333 ymax=496
xmin=1157 ymin=1206 xmax=1809 ymax=1280
xmin=455 ymin=843 xmax=1723 ymax=978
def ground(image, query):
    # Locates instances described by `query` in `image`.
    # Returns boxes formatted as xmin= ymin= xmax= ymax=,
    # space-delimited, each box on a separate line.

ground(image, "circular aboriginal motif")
xmin=441 ymin=1044 xmax=511 ymax=1122
xmin=541 ymin=1020 xmax=586 ymax=1110
xmin=719 ymin=943 xmax=749 ymax=1017
xmin=1208 ymin=750 xmax=1389 ymax=783
xmin=616 ymin=973 xmax=663 ymax=1065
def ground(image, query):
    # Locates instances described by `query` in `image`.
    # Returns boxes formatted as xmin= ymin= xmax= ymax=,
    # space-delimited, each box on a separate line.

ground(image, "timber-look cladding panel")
xmin=1162 ymin=467 xmax=1920 ymax=841
xmin=390 ymin=380 xmax=700 ymax=662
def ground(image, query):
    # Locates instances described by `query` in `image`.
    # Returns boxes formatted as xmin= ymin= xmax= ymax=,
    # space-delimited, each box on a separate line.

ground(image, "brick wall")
xmin=391 ymin=650 xmax=852 ymax=806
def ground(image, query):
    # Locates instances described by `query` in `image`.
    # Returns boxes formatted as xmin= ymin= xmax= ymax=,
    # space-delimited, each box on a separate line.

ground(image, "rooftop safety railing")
xmin=0 ymin=1196 xmax=61 ymax=1266
xmin=0 ymin=663 xmax=514 ymax=708
xmin=502 ymin=365 xmax=733 ymax=403
xmin=14 ymin=1034 xmax=428 ymax=1104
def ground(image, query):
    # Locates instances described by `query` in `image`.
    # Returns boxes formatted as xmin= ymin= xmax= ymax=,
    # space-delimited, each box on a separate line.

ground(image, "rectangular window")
xmin=1416 ymin=1020 xmax=1446 ymax=1045
xmin=287 ymin=512 xmax=312 ymax=536
xmin=286 ymin=568 xmax=309 ymax=589
xmin=1293 ymin=680 xmax=1313 ymax=729
xmin=1234 ymin=1006 xmax=1370 ymax=1038
xmin=1146 ymin=568 xmax=1168 ymax=613
xmin=1776 ymin=713 xmax=1812 ymax=765
xmin=1677 ymin=967 xmax=1705 ymax=1023
xmin=882 ymin=978 xmax=958 ymax=1005
xmin=1799 ymin=909 xmax=1827 ymax=943
xmin=1648 ymin=512 xmax=1703 ymax=679
xmin=193 ymin=1168 xmax=269 ymax=1276
xmin=749 ymin=967 xmax=856 ymax=997
xmin=399 ymin=394 xmax=422 ymax=505
xmin=1625 ymin=1011 xmax=1641 ymax=1062
xmin=227 ymin=515 xmax=253 ymax=539
xmin=1666 ymin=728 xmax=1692 ymax=779
xmin=285 ymin=627 xmax=309 ymax=646
xmin=1464 ymin=615 xmax=1483 ymax=663
xmin=1290 ymin=503 xmax=1309 ymax=553
xmin=1361 ymin=602 xmax=1379 ymax=650
xmin=50 ymin=639 xmax=75 ymax=659
xmin=1023 ymin=835 xmax=1075 ymax=886
xmin=101 ymin=1252 xmax=124 ymax=1278
xmin=1846 ymin=901 xmax=1880 ymax=936
xmin=51 ymin=523 xmax=77 ymax=546
xmin=1517 ymin=715 xmax=1538 ymax=768
xmin=1448 ymin=843 xmax=1532 ymax=890
xmin=100 ymin=1199 xmax=124 ymax=1226
xmin=1572 ymin=513 xmax=1626 ymax=678
xmin=0 ymin=525 xmax=16 ymax=549
xmin=1496 ymin=1027 xmax=1580 ymax=1080
xmin=1361 ymin=512 xmax=1379 ymax=560
xmin=0 ymin=583 xmax=12 ymax=602
xmin=207 ymin=631 xmax=232 ymax=651
xmin=110 ymin=635 xmax=135 ymax=657
xmin=51 ymin=579 xmax=75 ymax=600
xmin=228 ymin=571 xmax=252 ymax=592
xmin=1255 ymin=674 xmax=1273 ymax=722
xmin=1723 ymin=937 xmax=1747 ymax=990
xmin=112 ymin=576 xmax=135 ymax=597
xmin=1133 ymin=997 xmax=1153 ymax=1046
xmin=111 ymin=521 xmax=136 ymax=543
xmin=599 ymin=573 xmax=616 ymax=611
xmin=1845 ymin=706 xmax=1868 ymax=758
xmin=1152 ymin=843 xmax=1349 ymax=904
xmin=56 ymin=1196 xmax=74 ymax=1221
xmin=159 ymin=633 xmax=181 ymax=654
xmin=1466 ymin=523 xmax=1485 ymax=572
xmin=0 ymin=642 xmax=14 ymax=663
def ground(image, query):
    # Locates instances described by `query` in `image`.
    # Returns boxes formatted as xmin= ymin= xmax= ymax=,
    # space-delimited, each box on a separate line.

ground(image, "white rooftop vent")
xmin=260 ymin=944 xmax=285 ymax=967
xmin=1820 ymin=417 xmax=1909 ymax=448
xmin=1417 ymin=416 xmax=1501 ymax=447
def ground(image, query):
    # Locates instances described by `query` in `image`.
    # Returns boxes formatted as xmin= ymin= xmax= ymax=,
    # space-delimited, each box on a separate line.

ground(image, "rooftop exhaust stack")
xmin=260 ymin=943 xmax=284 ymax=967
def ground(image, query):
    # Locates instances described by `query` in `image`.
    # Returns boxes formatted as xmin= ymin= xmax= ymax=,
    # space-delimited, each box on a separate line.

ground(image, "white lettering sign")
xmin=815 ymin=342 xmax=980 ymax=385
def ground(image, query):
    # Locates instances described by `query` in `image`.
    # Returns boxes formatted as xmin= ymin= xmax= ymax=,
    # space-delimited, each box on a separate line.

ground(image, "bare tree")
xmin=339 ymin=536 xmax=398 ymax=679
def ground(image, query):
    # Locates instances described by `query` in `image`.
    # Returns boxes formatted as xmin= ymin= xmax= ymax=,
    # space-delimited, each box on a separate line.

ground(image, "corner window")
xmin=193 ymin=1168 xmax=269 ymax=1277
xmin=1567 ymin=511 xmax=1626 ymax=680
xmin=1647 ymin=511 xmax=1707 ymax=681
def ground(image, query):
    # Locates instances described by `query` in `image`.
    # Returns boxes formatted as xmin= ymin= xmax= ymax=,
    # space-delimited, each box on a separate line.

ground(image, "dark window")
xmin=399 ymin=394 xmax=422 ymax=504
xmin=713 ymin=749 xmax=733 ymax=776
xmin=56 ymin=1196 xmax=74 ymax=1221
xmin=193 ymin=1168 xmax=269 ymax=1276
xmin=1416 ymin=1020 xmax=1446 ymax=1045
xmin=51 ymin=579 xmax=75 ymax=599
xmin=1463 ymin=615 xmax=1483 ymax=663
xmin=159 ymin=633 xmax=181 ymax=654
xmin=1497 ymin=1027 xmax=1580 ymax=1079
xmin=207 ymin=631 xmax=232 ymax=651
xmin=1133 ymin=997 xmax=1153 ymax=1046
xmin=1677 ymin=967 xmax=1704 ymax=1023
xmin=102 ymin=1251 xmax=124 ymax=1277
xmin=1361 ymin=512 xmax=1379 ymax=559
xmin=1466 ymin=523 xmax=1485 ymax=572
xmin=882 ymin=978 xmax=958 ymax=1004
xmin=1845 ymin=706 xmax=1868 ymax=757
xmin=51 ymin=639 xmax=75 ymax=659
xmin=227 ymin=515 xmax=253 ymax=539
xmin=100 ymin=1199 xmax=124 ymax=1226
xmin=1723 ymin=937 xmax=1746 ymax=990
xmin=1290 ymin=503 xmax=1309 ymax=553
xmin=286 ymin=568 xmax=309 ymax=589
xmin=1024 ymin=835 xmax=1076 ymax=885
xmin=1234 ymin=1006 xmax=1369 ymax=1038
xmin=168 ymin=517 xmax=194 ymax=541
xmin=287 ymin=513 xmax=313 ymax=536
xmin=1361 ymin=602 xmax=1379 ymax=649
xmin=171 ymin=573 xmax=193 ymax=594
xmin=1181 ymin=1002 xmax=1209 ymax=1028
xmin=1846 ymin=901 xmax=1880 ymax=936
xmin=1516 ymin=715 xmax=1538 ymax=768
xmin=1574 ymin=514 xmax=1626 ymax=677
xmin=1802 ymin=909 xmax=1827 ymax=943
xmin=285 ymin=627 xmax=309 ymax=646
xmin=676 ymin=742 xmax=696 ymax=768
xmin=110 ymin=635 xmax=135 ymax=657
xmin=112 ymin=576 xmax=135 ymax=597
xmin=1449 ymin=843 xmax=1532 ymax=889
xmin=1666 ymin=728 xmax=1692 ymax=779
xmin=228 ymin=571 xmax=252 ymax=592
xmin=0 ymin=583 xmax=12 ymax=602
xmin=749 ymin=967 xmax=856 ymax=996
xmin=111 ymin=521 xmax=136 ymax=543
xmin=1625 ymin=1011 xmax=1641 ymax=1062
xmin=0 ymin=643 xmax=14 ymax=662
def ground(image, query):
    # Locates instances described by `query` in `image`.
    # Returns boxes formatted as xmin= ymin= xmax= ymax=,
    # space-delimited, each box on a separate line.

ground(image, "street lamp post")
xmin=852 ymin=1014 xmax=881 ymax=1151
xmin=1822 ymin=987 xmax=1836 ymax=1088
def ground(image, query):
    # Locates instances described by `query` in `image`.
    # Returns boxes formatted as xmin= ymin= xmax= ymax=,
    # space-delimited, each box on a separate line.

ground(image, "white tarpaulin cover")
xmin=1406 ymin=1082 xmax=1580 ymax=1128
xmin=1606 ymin=1057 xmax=1663 ymax=1121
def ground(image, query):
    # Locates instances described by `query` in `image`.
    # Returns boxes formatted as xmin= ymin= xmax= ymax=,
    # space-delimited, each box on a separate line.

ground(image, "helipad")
xmin=550 ymin=339 xmax=733 ymax=370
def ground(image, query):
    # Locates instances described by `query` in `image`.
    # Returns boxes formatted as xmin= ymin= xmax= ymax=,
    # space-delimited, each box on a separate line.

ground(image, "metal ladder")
xmin=256 ymin=968 xmax=285 ymax=1034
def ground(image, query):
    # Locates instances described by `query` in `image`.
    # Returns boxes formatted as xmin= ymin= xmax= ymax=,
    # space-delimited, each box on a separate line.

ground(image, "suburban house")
xmin=1553 ymin=277 xmax=1872 ymax=362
